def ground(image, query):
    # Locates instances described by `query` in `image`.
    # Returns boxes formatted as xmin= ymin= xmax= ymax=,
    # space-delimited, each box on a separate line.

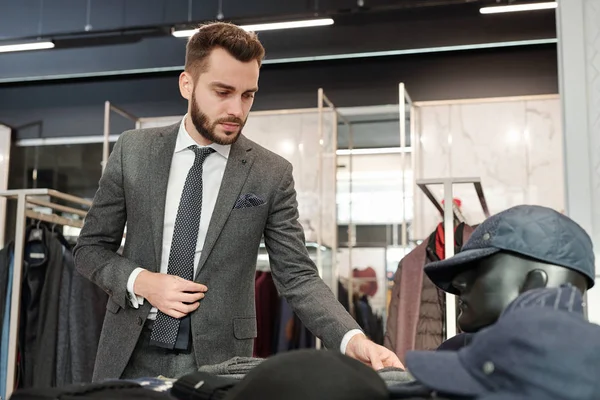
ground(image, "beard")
xmin=190 ymin=92 xmax=246 ymax=145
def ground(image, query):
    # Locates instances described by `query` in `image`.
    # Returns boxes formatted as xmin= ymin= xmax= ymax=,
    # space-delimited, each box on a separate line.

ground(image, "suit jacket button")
xmin=137 ymin=317 xmax=143 ymax=326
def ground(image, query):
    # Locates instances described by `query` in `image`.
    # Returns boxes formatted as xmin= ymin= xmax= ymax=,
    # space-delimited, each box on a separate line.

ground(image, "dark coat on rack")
xmin=384 ymin=223 xmax=473 ymax=363
xmin=0 ymin=242 xmax=13 ymax=333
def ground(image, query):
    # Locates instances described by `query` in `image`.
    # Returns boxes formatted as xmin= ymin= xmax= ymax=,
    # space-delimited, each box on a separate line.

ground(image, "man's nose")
xmin=226 ymin=97 xmax=244 ymax=119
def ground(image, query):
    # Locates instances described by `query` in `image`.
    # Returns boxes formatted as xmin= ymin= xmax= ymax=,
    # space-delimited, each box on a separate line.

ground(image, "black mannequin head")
xmin=451 ymin=251 xmax=589 ymax=332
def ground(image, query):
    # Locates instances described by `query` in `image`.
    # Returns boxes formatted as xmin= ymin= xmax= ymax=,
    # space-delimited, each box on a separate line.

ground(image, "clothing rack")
xmin=416 ymin=177 xmax=490 ymax=340
xmin=0 ymin=189 xmax=91 ymax=400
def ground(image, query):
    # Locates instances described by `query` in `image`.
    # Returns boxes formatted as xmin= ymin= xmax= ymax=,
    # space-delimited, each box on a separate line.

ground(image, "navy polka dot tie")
xmin=150 ymin=145 xmax=215 ymax=350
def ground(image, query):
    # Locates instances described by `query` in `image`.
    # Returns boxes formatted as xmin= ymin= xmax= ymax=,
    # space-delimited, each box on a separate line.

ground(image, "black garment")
xmin=436 ymin=333 xmax=473 ymax=351
xmin=10 ymin=381 xmax=172 ymax=399
xmin=172 ymin=371 xmax=236 ymax=400
xmin=56 ymin=249 xmax=107 ymax=385
xmin=33 ymin=231 xmax=66 ymax=387
xmin=0 ymin=242 xmax=14 ymax=333
xmin=14 ymin=223 xmax=107 ymax=389
xmin=20 ymin=225 xmax=56 ymax=387
xmin=354 ymin=295 xmax=384 ymax=345
xmin=388 ymin=381 xmax=473 ymax=399
xmin=337 ymin=280 xmax=350 ymax=312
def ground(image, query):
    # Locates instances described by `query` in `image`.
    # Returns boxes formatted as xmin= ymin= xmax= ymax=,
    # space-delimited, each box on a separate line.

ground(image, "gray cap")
xmin=424 ymin=205 xmax=595 ymax=294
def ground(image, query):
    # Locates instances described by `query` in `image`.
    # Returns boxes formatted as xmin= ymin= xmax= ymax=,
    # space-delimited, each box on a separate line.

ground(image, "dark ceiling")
xmin=0 ymin=0 xmax=557 ymax=83
xmin=0 ymin=0 xmax=559 ymax=144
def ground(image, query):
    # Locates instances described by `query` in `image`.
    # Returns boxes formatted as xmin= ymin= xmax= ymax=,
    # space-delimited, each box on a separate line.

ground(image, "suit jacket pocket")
xmin=228 ymin=202 xmax=268 ymax=221
xmin=106 ymin=298 xmax=121 ymax=314
xmin=233 ymin=317 xmax=257 ymax=339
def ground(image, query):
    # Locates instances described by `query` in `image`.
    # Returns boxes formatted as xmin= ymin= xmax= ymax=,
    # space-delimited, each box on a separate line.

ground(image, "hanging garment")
xmin=0 ymin=242 xmax=13 ymax=333
xmin=354 ymin=295 xmax=385 ymax=345
xmin=337 ymin=280 xmax=350 ymax=312
xmin=385 ymin=222 xmax=473 ymax=362
xmin=5 ymin=223 xmax=108 ymax=390
xmin=0 ymin=244 xmax=14 ymax=399
xmin=32 ymin=231 xmax=67 ymax=387
xmin=56 ymin=247 xmax=73 ymax=386
xmin=61 ymin=248 xmax=107 ymax=385
xmin=253 ymin=271 xmax=279 ymax=358
xmin=20 ymin=224 xmax=57 ymax=387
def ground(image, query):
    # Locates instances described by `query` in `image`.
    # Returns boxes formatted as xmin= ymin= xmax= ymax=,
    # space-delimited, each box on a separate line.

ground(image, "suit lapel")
xmin=195 ymin=135 xmax=255 ymax=278
xmin=149 ymin=123 xmax=179 ymax=270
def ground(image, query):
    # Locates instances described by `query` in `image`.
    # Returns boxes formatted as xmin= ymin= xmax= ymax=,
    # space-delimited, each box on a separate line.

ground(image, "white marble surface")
xmin=414 ymin=97 xmax=564 ymax=240
xmin=243 ymin=110 xmax=337 ymax=248
xmin=524 ymin=99 xmax=565 ymax=213
xmin=584 ymin=0 xmax=600 ymax=324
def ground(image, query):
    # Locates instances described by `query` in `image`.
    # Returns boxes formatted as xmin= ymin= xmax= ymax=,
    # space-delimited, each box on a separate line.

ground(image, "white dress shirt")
xmin=126 ymin=117 xmax=230 ymax=319
xmin=126 ymin=116 xmax=362 ymax=353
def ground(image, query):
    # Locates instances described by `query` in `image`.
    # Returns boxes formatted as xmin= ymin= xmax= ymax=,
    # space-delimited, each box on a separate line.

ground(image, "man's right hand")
xmin=134 ymin=270 xmax=207 ymax=318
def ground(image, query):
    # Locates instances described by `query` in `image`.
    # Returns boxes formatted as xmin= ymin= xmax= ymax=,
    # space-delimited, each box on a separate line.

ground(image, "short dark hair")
xmin=185 ymin=22 xmax=266 ymax=80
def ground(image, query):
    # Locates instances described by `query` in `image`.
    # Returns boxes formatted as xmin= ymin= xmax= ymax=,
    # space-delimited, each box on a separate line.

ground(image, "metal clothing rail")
xmin=416 ymin=177 xmax=490 ymax=340
xmin=0 ymin=189 xmax=91 ymax=400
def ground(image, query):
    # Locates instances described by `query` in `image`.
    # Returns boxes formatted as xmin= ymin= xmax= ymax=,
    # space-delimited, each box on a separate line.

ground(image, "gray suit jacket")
xmin=73 ymin=122 xmax=360 ymax=381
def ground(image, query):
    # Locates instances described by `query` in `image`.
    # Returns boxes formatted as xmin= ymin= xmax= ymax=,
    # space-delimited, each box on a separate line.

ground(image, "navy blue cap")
xmin=405 ymin=286 xmax=600 ymax=399
xmin=424 ymin=205 xmax=595 ymax=294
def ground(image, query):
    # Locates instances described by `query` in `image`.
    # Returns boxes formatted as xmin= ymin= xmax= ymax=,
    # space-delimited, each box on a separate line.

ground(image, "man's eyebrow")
xmin=210 ymin=81 xmax=258 ymax=93
xmin=210 ymin=81 xmax=236 ymax=91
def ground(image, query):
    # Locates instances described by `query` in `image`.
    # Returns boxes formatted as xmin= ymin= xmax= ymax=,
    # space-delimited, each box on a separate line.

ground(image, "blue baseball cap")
xmin=405 ymin=285 xmax=600 ymax=399
xmin=424 ymin=205 xmax=595 ymax=294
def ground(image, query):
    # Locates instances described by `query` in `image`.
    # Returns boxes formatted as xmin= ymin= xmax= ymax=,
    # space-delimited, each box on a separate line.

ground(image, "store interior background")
xmin=0 ymin=0 xmax=598 ymax=327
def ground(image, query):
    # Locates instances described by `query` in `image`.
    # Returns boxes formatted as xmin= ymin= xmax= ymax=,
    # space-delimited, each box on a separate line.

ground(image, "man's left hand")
xmin=345 ymin=333 xmax=404 ymax=370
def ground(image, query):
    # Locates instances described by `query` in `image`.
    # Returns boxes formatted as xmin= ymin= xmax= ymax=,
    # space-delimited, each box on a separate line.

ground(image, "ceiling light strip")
xmin=172 ymin=18 xmax=334 ymax=37
xmin=0 ymin=41 xmax=54 ymax=53
xmin=480 ymin=2 xmax=557 ymax=14
xmin=0 ymin=37 xmax=558 ymax=84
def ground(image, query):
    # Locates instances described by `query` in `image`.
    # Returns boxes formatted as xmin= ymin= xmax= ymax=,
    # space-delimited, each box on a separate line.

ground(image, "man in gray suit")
xmin=74 ymin=21 xmax=402 ymax=381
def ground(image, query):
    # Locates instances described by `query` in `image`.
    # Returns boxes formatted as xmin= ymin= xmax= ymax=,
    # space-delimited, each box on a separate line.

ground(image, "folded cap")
xmin=424 ymin=205 xmax=595 ymax=294
xmin=501 ymin=283 xmax=585 ymax=317
xmin=405 ymin=286 xmax=600 ymax=399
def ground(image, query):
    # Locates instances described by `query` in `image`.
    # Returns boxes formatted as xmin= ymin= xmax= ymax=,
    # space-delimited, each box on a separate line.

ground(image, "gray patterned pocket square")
xmin=234 ymin=193 xmax=265 ymax=209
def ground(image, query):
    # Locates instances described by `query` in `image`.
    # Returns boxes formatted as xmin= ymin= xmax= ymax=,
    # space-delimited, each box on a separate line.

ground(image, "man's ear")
xmin=521 ymin=269 xmax=548 ymax=293
xmin=179 ymin=72 xmax=194 ymax=100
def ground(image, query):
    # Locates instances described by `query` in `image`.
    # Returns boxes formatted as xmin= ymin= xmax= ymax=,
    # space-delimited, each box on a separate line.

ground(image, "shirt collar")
xmin=174 ymin=114 xmax=231 ymax=159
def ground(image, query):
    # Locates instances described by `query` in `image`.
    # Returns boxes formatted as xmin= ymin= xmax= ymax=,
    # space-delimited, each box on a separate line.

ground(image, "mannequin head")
xmin=451 ymin=251 xmax=589 ymax=332
xmin=424 ymin=205 xmax=596 ymax=334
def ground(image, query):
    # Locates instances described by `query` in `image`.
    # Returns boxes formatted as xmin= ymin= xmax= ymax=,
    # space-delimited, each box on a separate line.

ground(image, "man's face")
xmin=181 ymin=47 xmax=259 ymax=145
xmin=451 ymin=254 xmax=523 ymax=332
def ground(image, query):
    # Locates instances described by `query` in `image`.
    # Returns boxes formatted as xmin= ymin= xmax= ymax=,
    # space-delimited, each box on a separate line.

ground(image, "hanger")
xmin=27 ymin=219 xmax=45 ymax=242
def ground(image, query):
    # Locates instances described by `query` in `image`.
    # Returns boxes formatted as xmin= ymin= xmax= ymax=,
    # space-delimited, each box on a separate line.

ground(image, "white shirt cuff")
xmin=127 ymin=267 xmax=146 ymax=308
xmin=340 ymin=329 xmax=364 ymax=354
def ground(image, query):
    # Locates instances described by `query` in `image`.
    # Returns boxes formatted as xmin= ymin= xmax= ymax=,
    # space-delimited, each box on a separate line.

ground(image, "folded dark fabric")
xmin=171 ymin=371 xmax=238 ymax=400
xmin=387 ymin=381 xmax=460 ymax=399
xmin=9 ymin=381 xmax=172 ymax=399
xmin=377 ymin=367 xmax=414 ymax=386
xmin=124 ymin=376 xmax=176 ymax=392
xmin=198 ymin=356 xmax=264 ymax=376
